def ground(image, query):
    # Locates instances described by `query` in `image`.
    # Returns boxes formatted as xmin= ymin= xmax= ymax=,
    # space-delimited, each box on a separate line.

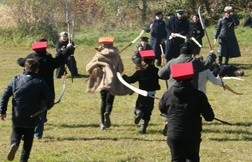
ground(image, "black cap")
xmin=176 ymin=9 xmax=185 ymax=14
xmin=140 ymin=36 xmax=149 ymax=42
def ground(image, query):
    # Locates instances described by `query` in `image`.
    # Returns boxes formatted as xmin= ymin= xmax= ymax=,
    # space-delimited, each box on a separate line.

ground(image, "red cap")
xmin=171 ymin=62 xmax=194 ymax=80
xmin=139 ymin=50 xmax=155 ymax=60
xmin=32 ymin=41 xmax=48 ymax=52
xmin=98 ymin=36 xmax=114 ymax=44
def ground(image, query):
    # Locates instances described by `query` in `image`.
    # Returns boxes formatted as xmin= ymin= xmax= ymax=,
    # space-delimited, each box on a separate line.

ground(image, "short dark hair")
xmin=25 ymin=58 xmax=40 ymax=73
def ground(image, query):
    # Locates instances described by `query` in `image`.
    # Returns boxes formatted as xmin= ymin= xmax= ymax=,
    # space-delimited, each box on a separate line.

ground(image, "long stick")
xmin=119 ymin=30 xmax=144 ymax=53
xmin=160 ymin=44 xmax=168 ymax=90
xmin=160 ymin=114 xmax=232 ymax=125
xmin=198 ymin=6 xmax=212 ymax=50
xmin=214 ymin=117 xmax=232 ymax=125
xmin=198 ymin=6 xmax=225 ymax=90
xmin=65 ymin=0 xmax=74 ymax=83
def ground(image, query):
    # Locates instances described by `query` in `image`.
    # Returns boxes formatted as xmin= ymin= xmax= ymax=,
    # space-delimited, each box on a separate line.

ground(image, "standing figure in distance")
xmin=189 ymin=14 xmax=204 ymax=55
xmin=55 ymin=31 xmax=79 ymax=78
xmin=0 ymin=59 xmax=54 ymax=162
xmin=145 ymin=11 xmax=167 ymax=66
xmin=214 ymin=6 xmax=241 ymax=65
xmin=165 ymin=9 xmax=189 ymax=62
xmin=123 ymin=50 xmax=160 ymax=134
xmin=86 ymin=36 xmax=132 ymax=130
xmin=159 ymin=62 xmax=215 ymax=161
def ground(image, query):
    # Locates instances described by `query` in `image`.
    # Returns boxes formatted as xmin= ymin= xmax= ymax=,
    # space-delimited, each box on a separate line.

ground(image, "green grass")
xmin=0 ymin=27 xmax=252 ymax=162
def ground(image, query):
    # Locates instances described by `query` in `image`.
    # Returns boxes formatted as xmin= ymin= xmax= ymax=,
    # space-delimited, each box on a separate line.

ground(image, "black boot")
xmin=140 ymin=120 xmax=149 ymax=134
xmin=104 ymin=112 xmax=111 ymax=128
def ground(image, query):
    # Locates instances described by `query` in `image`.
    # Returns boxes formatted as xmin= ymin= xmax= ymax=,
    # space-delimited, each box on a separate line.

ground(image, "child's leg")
xmin=7 ymin=127 xmax=22 ymax=161
xmin=20 ymin=128 xmax=34 ymax=161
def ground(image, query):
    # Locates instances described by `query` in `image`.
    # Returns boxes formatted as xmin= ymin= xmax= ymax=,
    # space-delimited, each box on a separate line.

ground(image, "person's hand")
xmin=67 ymin=43 xmax=73 ymax=48
xmin=0 ymin=114 xmax=6 ymax=121
xmin=214 ymin=39 xmax=217 ymax=45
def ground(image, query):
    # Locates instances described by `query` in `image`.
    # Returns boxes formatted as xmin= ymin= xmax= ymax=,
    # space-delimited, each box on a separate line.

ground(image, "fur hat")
xmin=98 ymin=36 xmax=114 ymax=44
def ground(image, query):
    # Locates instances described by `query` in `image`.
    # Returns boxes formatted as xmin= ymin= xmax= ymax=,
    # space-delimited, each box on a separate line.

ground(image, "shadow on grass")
xmin=202 ymin=121 xmax=252 ymax=141
xmin=42 ymin=136 xmax=167 ymax=142
xmin=47 ymin=123 xmax=162 ymax=128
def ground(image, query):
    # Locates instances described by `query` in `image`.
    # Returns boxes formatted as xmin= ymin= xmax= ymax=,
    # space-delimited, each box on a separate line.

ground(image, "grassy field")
xmin=0 ymin=27 xmax=252 ymax=162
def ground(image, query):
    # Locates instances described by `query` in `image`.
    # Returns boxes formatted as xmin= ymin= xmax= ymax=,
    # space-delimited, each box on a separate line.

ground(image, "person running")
xmin=86 ymin=36 xmax=132 ymax=130
xmin=159 ymin=62 xmax=215 ymax=161
xmin=17 ymin=39 xmax=74 ymax=139
xmin=123 ymin=50 xmax=160 ymax=134
xmin=0 ymin=58 xmax=54 ymax=161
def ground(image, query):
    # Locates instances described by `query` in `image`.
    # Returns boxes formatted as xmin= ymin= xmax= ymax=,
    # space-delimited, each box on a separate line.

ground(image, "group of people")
xmin=0 ymin=5 xmax=245 ymax=162
xmin=0 ymin=34 xmax=76 ymax=161
xmin=84 ymin=5 xmax=245 ymax=162
xmin=145 ymin=6 xmax=241 ymax=66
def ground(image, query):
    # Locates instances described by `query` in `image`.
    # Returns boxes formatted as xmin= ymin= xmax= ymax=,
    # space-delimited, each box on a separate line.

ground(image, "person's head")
xmin=155 ymin=11 xmax=163 ymax=20
xmin=234 ymin=69 xmax=244 ymax=76
xmin=166 ymin=13 xmax=175 ymax=20
xmin=171 ymin=62 xmax=194 ymax=84
xmin=191 ymin=14 xmax=199 ymax=23
xmin=176 ymin=9 xmax=185 ymax=19
xmin=139 ymin=36 xmax=149 ymax=47
xmin=139 ymin=50 xmax=155 ymax=65
xmin=180 ymin=41 xmax=193 ymax=54
xmin=24 ymin=58 xmax=40 ymax=73
xmin=98 ymin=36 xmax=114 ymax=48
xmin=59 ymin=31 xmax=68 ymax=42
xmin=224 ymin=6 xmax=233 ymax=18
xmin=32 ymin=41 xmax=48 ymax=53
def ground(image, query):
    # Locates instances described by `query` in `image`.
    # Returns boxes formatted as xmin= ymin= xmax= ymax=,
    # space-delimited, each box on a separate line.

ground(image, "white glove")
xmin=67 ymin=43 xmax=73 ymax=48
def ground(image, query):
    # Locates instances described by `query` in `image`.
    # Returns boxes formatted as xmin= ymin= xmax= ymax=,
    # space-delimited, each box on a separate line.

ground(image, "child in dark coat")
xmin=123 ymin=50 xmax=160 ymax=134
xmin=0 ymin=59 xmax=54 ymax=161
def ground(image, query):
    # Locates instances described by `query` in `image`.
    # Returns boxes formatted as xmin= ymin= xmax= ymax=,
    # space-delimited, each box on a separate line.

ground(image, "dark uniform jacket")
xmin=189 ymin=21 xmax=204 ymax=54
xmin=214 ymin=15 xmax=240 ymax=58
xmin=17 ymin=47 xmax=74 ymax=98
xmin=0 ymin=72 xmax=54 ymax=128
xmin=165 ymin=16 xmax=190 ymax=61
xmin=145 ymin=19 xmax=167 ymax=62
xmin=56 ymin=39 xmax=75 ymax=55
xmin=123 ymin=64 xmax=160 ymax=91
xmin=159 ymin=81 xmax=215 ymax=141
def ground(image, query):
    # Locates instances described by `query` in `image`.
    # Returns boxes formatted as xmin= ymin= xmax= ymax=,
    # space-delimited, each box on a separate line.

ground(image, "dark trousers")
xmin=100 ymin=90 xmax=115 ymax=123
xmin=135 ymin=95 xmax=154 ymax=121
xmin=167 ymin=138 xmax=201 ymax=162
xmin=34 ymin=112 xmax=45 ymax=138
xmin=11 ymin=127 xmax=34 ymax=161
xmin=56 ymin=56 xmax=78 ymax=78
xmin=218 ymin=56 xmax=229 ymax=65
